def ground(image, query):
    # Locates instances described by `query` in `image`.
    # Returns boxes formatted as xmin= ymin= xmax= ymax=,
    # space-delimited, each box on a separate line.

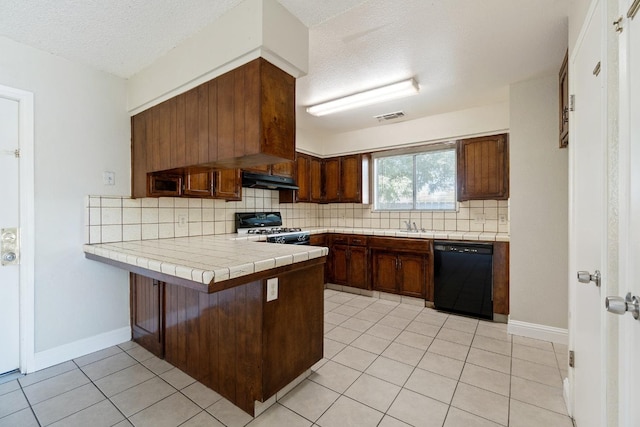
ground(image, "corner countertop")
xmin=83 ymin=235 xmax=328 ymax=286
xmin=303 ymin=227 xmax=510 ymax=242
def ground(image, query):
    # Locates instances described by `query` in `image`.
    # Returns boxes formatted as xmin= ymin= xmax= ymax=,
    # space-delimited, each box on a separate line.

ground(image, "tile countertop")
xmin=83 ymin=235 xmax=328 ymax=286
xmin=305 ymin=228 xmax=510 ymax=242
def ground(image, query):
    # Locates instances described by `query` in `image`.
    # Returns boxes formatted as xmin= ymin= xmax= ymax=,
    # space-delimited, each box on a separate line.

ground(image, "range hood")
xmin=242 ymin=171 xmax=299 ymax=190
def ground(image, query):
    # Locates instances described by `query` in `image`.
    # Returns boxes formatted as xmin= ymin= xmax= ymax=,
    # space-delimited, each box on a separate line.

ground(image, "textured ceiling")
xmin=0 ymin=0 xmax=569 ymax=135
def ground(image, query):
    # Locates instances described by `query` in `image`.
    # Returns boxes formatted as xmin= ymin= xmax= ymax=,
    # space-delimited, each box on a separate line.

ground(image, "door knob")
xmin=605 ymin=293 xmax=639 ymax=320
xmin=1 ymin=227 xmax=19 ymax=266
xmin=577 ymin=270 xmax=601 ymax=287
xmin=2 ymin=252 xmax=17 ymax=263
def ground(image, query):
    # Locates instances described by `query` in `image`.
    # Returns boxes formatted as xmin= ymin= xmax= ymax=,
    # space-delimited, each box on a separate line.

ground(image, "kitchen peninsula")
xmin=84 ymin=236 xmax=327 ymax=416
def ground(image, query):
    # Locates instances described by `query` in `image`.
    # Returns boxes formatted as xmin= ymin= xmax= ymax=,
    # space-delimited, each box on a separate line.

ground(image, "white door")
xmin=616 ymin=1 xmax=640 ymax=424
xmin=568 ymin=1 xmax=606 ymax=425
xmin=0 ymin=95 xmax=21 ymax=375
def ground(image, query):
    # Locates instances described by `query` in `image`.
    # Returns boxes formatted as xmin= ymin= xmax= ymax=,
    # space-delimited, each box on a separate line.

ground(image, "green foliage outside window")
xmin=375 ymin=147 xmax=456 ymax=210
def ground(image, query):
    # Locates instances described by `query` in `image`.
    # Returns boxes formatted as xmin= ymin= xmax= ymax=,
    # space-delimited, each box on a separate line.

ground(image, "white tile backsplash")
xmin=85 ymin=193 xmax=508 ymax=244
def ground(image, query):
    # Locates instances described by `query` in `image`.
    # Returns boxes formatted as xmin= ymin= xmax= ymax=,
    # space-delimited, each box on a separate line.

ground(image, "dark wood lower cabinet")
xmin=369 ymin=237 xmax=431 ymax=299
xmin=130 ymin=260 xmax=324 ymax=416
xmin=130 ymin=274 xmax=164 ymax=358
xmin=328 ymin=235 xmax=369 ymax=289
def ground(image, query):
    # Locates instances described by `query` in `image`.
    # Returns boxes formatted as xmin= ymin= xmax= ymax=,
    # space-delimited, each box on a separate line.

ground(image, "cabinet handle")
xmin=398 ymin=258 xmax=402 ymax=269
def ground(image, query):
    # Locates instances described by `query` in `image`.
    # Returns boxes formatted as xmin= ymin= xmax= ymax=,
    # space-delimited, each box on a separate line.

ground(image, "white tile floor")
xmin=0 ymin=289 xmax=573 ymax=426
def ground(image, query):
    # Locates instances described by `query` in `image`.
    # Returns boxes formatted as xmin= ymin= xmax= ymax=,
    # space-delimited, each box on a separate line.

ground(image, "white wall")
xmin=509 ymin=74 xmax=569 ymax=329
xmin=0 ymin=37 xmax=131 ymax=361
xmin=305 ymin=102 xmax=509 ymax=156
xmin=127 ymin=0 xmax=308 ymax=114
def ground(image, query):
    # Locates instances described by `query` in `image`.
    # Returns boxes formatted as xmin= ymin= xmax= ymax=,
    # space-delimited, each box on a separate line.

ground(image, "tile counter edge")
xmin=83 ymin=236 xmax=329 ymax=288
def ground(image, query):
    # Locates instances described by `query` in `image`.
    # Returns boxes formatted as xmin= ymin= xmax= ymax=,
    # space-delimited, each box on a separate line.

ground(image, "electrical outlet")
xmin=103 ymin=171 xmax=115 ymax=186
xmin=499 ymin=214 xmax=508 ymax=224
xmin=474 ymin=214 xmax=486 ymax=224
xmin=267 ymin=278 xmax=278 ymax=302
xmin=177 ymin=214 xmax=188 ymax=229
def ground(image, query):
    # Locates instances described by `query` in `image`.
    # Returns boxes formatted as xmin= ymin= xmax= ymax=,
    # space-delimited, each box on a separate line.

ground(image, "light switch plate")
xmin=267 ymin=278 xmax=278 ymax=302
xmin=103 ymin=171 xmax=115 ymax=186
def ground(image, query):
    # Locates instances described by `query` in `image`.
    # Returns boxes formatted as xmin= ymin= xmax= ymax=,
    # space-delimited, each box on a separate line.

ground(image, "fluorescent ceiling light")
xmin=306 ymin=78 xmax=419 ymax=117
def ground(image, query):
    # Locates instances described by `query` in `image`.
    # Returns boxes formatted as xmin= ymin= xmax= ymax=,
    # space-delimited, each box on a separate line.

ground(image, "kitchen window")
xmin=373 ymin=143 xmax=456 ymax=211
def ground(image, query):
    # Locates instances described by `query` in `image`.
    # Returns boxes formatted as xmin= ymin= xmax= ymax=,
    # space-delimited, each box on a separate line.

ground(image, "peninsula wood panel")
xmin=164 ymin=280 xmax=263 ymax=414
xmin=161 ymin=261 xmax=323 ymax=415
xmin=262 ymin=264 xmax=323 ymax=397
xmin=130 ymin=274 xmax=164 ymax=358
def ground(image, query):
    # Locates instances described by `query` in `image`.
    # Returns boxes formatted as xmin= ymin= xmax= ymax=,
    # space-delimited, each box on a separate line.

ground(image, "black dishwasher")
xmin=433 ymin=241 xmax=493 ymax=320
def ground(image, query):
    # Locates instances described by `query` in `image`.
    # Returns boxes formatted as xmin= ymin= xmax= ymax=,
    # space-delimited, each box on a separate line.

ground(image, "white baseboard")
xmin=507 ymin=319 xmax=568 ymax=345
xmin=31 ymin=327 xmax=131 ymax=372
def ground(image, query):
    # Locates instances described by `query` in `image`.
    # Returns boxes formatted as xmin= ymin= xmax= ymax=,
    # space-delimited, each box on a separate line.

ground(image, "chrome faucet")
xmin=412 ymin=222 xmax=419 ymax=232
xmin=404 ymin=220 xmax=412 ymax=231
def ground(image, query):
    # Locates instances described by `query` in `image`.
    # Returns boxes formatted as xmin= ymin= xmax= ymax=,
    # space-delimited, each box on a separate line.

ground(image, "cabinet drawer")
xmin=329 ymin=234 xmax=349 ymax=245
xmin=368 ymin=237 xmax=430 ymax=253
xmin=348 ymin=236 xmax=368 ymax=246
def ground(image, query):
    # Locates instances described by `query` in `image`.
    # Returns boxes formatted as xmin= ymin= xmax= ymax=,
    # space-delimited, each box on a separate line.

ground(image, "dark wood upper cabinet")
xmin=339 ymin=154 xmax=363 ymax=202
xmin=279 ymin=153 xmax=322 ymax=203
xmin=456 ymin=134 xmax=509 ymax=201
xmin=323 ymin=158 xmax=341 ymax=202
xmin=214 ymin=169 xmax=242 ymax=201
xmin=309 ymin=156 xmax=324 ymax=202
xmin=559 ymin=50 xmax=569 ymax=148
xmin=131 ymin=58 xmax=295 ymax=198
xmin=183 ymin=169 xmax=213 ymax=197
xmin=280 ymin=153 xmax=366 ymax=204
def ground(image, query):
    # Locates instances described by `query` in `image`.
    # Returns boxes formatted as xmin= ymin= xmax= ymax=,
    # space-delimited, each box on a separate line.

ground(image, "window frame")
xmin=371 ymin=142 xmax=457 ymax=212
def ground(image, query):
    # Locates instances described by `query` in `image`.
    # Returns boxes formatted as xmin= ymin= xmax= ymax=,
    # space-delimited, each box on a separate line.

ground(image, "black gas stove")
xmin=235 ymin=212 xmax=310 ymax=245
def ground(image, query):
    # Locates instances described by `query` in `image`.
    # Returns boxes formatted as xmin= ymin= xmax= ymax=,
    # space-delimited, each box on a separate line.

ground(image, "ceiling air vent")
xmin=374 ymin=111 xmax=405 ymax=122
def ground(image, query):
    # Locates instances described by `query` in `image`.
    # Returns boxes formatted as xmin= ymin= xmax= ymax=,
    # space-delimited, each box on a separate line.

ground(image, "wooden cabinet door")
xmin=324 ymin=158 xmax=341 ymax=202
xmin=457 ymin=134 xmax=509 ymax=201
xmin=271 ymin=161 xmax=295 ymax=178
xmin=310 ymin=157 xmax=324 ymax=202
xmin=559 ymin=50 xmax=569 ymax=148
xmin=214 ymin=169 xmax=242 ymax=200
xmin=184 ymin=169 xmax=213 ymax=197
xmin=340 ymin=154 xmax=362 ymax=202
xmin=130 ymin=273 xmax=164 ymax=358
xmin=148 ymin=174 xmax=182 ymax=197
xmin=371 ymin=250 xmax=399 ymax=294
xmin=331 ymin=245 xmax=349 ymax=285
xmin=398 ymin=253 xmax=426 ymax=298
xmin=348 ymin=246 xmax=368 ymax=289
xmin=294 ymin=154 xmax=311 ymax=202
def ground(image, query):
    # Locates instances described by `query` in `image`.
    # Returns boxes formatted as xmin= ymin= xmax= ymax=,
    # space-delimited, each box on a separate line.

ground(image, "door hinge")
xmin=613 ymin=16 xmax=624 ymax=33
xmin=1 ymin=149 xmax=20 ymax=158
xmin=569 ymin=350 xmax=575 ymax=368
xmin=629 ymin=0 xmax=640 ymax=19
xmin=569 ymin=95 xmax=575 ymax=112
xmin=593 ymin=61 xmax=601 ymax=77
